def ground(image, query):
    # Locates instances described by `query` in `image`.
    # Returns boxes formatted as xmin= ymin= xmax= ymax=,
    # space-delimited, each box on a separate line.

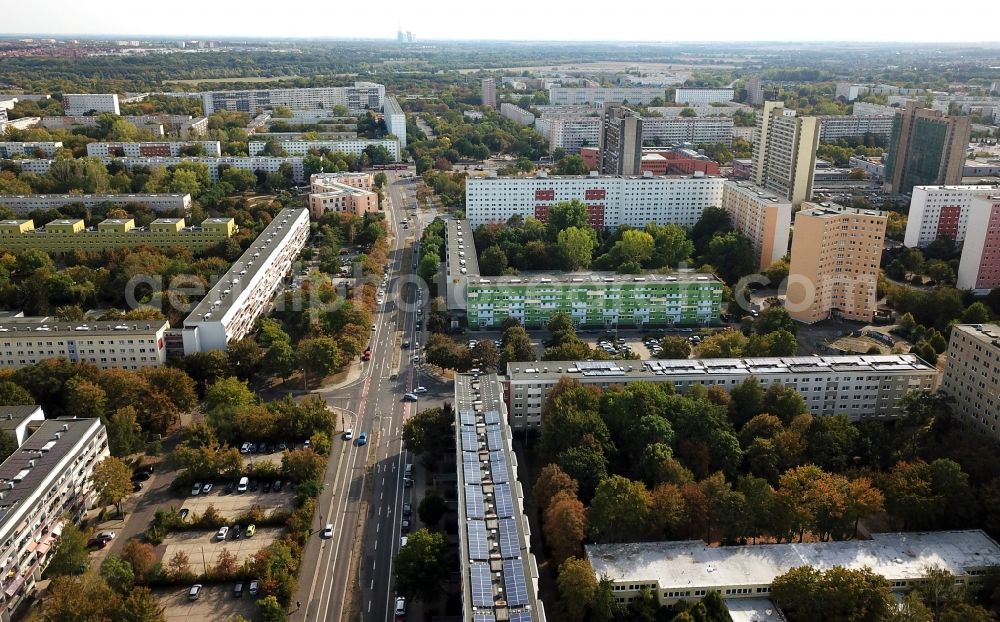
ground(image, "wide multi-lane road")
xmin=294 ymin=169 xmax=441 ymax=621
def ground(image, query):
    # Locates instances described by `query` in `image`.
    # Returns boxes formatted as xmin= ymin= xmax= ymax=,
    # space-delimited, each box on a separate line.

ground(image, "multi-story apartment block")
xmin=851 ymin=101 xmax=898 ymax=117
xmin=884 ymin=102 xmax=971 ymax=195
xmin=481 ymin=78 xmax=497 ymax=109
xmin=201 ymin=83 xmax=385 ymax=116
xmin=0 ymin=405 xmax=45 ymax=446
xmin=849 ymin=156 xmax=885 ymax=180
xmin=182 ymin=208 xmax=309 ymax=353
xmin=454 ymin=374 xmax=543 ymax=622
xmin=0 ymin=216 xmax=235 ymax=253
xmin=942 ymin=324 xmax=1000 ymax=438
xmin=535 ymin=116 xmax=601 ymax=154
xmin=0 ymin=193 xmax=191 ymax=215
xmin=500 ymin=103 xmax=535 ymax=126
xmin=648 ymin=105 xmax=751 ymax=118
xmin=957 ymin=195 xmax=1000 ymax=293
xmin=38 ymin=115 xmax=164 ymax=136
xmin=63 ymin=93 xmax=120 ymax=116
xmin=641 ymin=117 xmax=734 ymax=146
xmin=600 ymin=106 xmax=643 ymax=175
xmin=586 ymin=531 xmax=1000 ymax=609
xmin=307 ymin=174 xmax=378 ymax=218
xmin=0 ymin=142 xmax=62 ymax=158
xmin=674 ymin=88 xmax=735 ymax=105
xmin=86 ymin=141 xmax=222 ymax=157
xmin=548 ymin=87 xmax=664 ymax=106
xmin=817 ymin=115 xmax=894 ymax=142
xmin=752 ymin=101 xmax=819 ymax=206
xmin=11 ymin=157 xmax=308 ymax=183
xmin=903 ymin=185 xmax=1000 ymax=247
xmin=504 ymin=354 xmax=936 ymax=427
xmin=746 ymin=75 xmax=764 ymax=106
xmin=0 ymin=417 xmax=110 ymax=618
xmin=465 ymin=173 xmax=726 ymax=228
xmin=787 ymin=203 xmax=887 ymax=324
xmin=247 ymin=138 xmax=400 ymax=161
xmin=382 ymin=96 xmax=406 ymax=148
xmin=0 ymin=319 xmax=168 ymax=370
xmin=836 ymin=83 xmax=867 ymax=101
xmin=720 ymin=181 xmax=792 ymax=271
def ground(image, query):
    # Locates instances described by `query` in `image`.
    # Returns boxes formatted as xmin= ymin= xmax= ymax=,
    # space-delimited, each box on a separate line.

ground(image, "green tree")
xmin=557 ymin=557 xmax=598 ymax=621
xmin=256 ymin=595 xmax=288 ymax=622
xmin=771 ymin=565 xmax=894 ymax=622
xmin=0 ymin=380 xmax=34 ymax=406
xmin=554 ymin=155 xmax=590 ymax=175
xmin=39 ymin=573 xmax=121 ymax=622
xmin=402 ymin=405 xmax=454 ymax=460
xmin=588 ymin=475 xmax=651 ymax=542
xmin=394 ymin=528 xmax=448 ymax=602
xmin=547 ymin=200 xmax=590 ymax=239
xmin=657 ymin=336 xmax=691 ymax=359
xmin=695 ymin=329 xmax=747 ymax=358
xmin=116 ymin=586 xmax=166 ymax=622
xmin=556 ymin=226 xmax=596 ymax=270
xmin=961 ymin=302 xmax=993 ymax=324
xmin=702 ymin=231 xmax=757 ymax=283
xmin=263 ymin=340 xmax=298 ymax=380
xmin=0 ymin=430 xmax=18 ymax=463
xmin=479 ymin=245 xmax=508 ymax=276
xmin=297 ymin=337 xmax=342 ymax=385
xmin=418 ymin=491 xmax=447 ymax=527
xmin=93 ymin=456 xmax=134 ymax=517
xmin=646 ymin=223 xmax=695 ymax=269
xmin=99 ymin=554 xmax=135 ymax=594
xmin=44 ymin=522 xmax=90 ymax=578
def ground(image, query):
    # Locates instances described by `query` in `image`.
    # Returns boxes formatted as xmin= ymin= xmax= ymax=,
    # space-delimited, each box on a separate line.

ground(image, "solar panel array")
xmin=464 ymin=457 xmax=482 ymax=484
xmin=465 ymin=485 xmax=485 ymax=519
xmin=486 ymin=427 xmax=503 ymax=451
xmin=508 ymin=611 xmax=534 ymax=622
xmin=461 ymin=428 xmax=479 ymax=451
xmin=503 ymin=559 xmax=529 ymax=607
xmin=484 ymin=410 xmax=501 ymax=425
xmin=498 ymin=518 xmax=519 ymax=558
xmin=467 ymin=521 xmax=489 ymax=561
xmin=460 ymin=410 xmax=477 ymax=426
xmin=474 ymin=614 xmax=496 ymax=622
xmin=494 ymin=483 xmax=514 ymax=518
xmin=490 ymin=450 xmax=509 ymax=483
xmin=470 ymin=563 xmax=493 ymax=608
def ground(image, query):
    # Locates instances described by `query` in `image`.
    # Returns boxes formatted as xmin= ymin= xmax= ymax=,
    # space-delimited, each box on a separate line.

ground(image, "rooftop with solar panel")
xmin=454 ymin=372 xmax=545 ymax=622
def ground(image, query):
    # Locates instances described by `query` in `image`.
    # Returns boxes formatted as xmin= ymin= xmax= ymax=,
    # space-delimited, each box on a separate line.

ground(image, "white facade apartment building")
xmin=903 ymin=185 xmax=1000 ymax=247
xmin=851 ymin=101 xmax=899 ymax=117
xmin=0 ymin=319 xmax=169 ymax=370
xmin=382 ymin=96 xmax=407 ymax=148
xmin=62 ymin=93 xmax=120 ymax=116
xmin=86 ymin=141 xmax=222 ymax=157
xmin=182 ymin=208 xmax=309 ymax=353
xmin=674 ymin=88 xmax=735 ymax=105
xmin=720 ymin=180 xmax=792 ymax=271
xmin=752 ymin=101 xmax=819 ymax=206
xmin=247 ymin=139 xmax=400 ymax=161
xmin=481 ymin=78 xmax=497 ymax=109
xmin=548 ymin=87 xmax=664 ymax=106
xmin=641 ymin=117 xmax=734 ymax=146
xmin=505 ymin=355 xmax=936 ymax=427
xmin=0 ymin=405 xmax=45 ymax=447
xmin=10 ymin=157 xmax=307 ymax=183
xmin=957 ymin=195 xmax=1000 ymax=293
xmin=201 ymin=83 xmax=385 ymax=116
xmin=0 ymin=142 xmax=62 ymax=158
xmin=534 ymin=117 xmax=601 ymax=154
xmin=0 ymin=193 xmax=191 ymax=215
xmin=942 ymin=324 xmax=1000 ymax=439
xmin=465 ymin=173 xmax=726 ymax=228
xmin=0 ymin=417 xmax=109 ymax=620
xmin=648 ymin=105 xmax=750 ymax=118
xmin=817 ymin=115 xmax=894 ymax=142
xmin=500 ymin=103 xmax=536 ymax=126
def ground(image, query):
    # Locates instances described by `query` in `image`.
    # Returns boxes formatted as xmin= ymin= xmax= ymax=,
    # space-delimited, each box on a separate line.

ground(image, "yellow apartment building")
xmin=0 ymin=216 xmax=236 ymax=253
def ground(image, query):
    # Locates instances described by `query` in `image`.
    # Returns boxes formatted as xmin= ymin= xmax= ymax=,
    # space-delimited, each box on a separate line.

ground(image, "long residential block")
xmin=942 ymin=323 xmax=1000 ymax=438
xmin=464 ymin=173 xmax=726 ymax=228
xmin=247 ymin=138 xmax=400 ymax=161
xmin=903 ymin=185 xmax=1000 ymax=247
xmin=0 ymin=417 xmax=110 ymax=617
xmin=63 ymin=93 xmax=120 ymax=115
xmin=8 ymin=158 xmax=307 ymax=184
xmin=0 ymin=319 xmax=169 ymax=370
xmin=500 ymin=103 xmax=536 ymax=126
xmin=504 ymin=355 xmax=936 ymax=427
xmin=534 ymin=116 xmax=601 ymax=154
xmin=201 ymin=83 xmax=385 ymax=116
xmin=0 ymin=142 xmax=62 ymax=158
xmin=817 ymin=115 xmax=894 ymax=142
xmin=548 ymin=87 xmax=664 ymax=106
xmin=0 ymin=216 xmax=235 ymax=253
xmin=641 ymin=117 xmax=734 ymax=147
xmin=956 ymin=195 xmax=1000 ymax=293
xmin=674 ymin=88 xmax=735 ymax=105
xmin=0 ymin=193 xmax=191 ymax=215
xmin=182 ymin=208 xmax=310 ymax=353
xmin=86 ymin=141 xmax=222 ymax=157
xmin=720 ymin=181 xmax=792 ymax=271
xmin=382 ymin=96 xmax=406 ymax=148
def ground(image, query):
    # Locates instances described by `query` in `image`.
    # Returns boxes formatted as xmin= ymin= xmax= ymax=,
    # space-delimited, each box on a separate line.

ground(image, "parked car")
xmin=395 ymin=596 xmax=406 ymax=616
xmin=413 ymin=386 xmax=427 ymax=394
xmin=189 ymin=584 xmax=202 ymax=600
xmin=215 ymin=526 xmax=229 ymax=541
xmin=131 ymin=471 xmax=151 ymax=482
xmin=245 ymin=524 xmax=256 ymax=538
xmin=249 ymin=580 xmax=259 ymax=596
xmin=233 ymin=582 xmax=244 ymax=598
xmin=400 ymin=536 xmax=408 ymax=548
xmin=240 ymin=442 xmax=251 ymax=454
xmin=225 ymin=481 xmax=236 ymax=494
xmin=249 ymin=479 xmax=259 ymax=491
xmin=343 ymin=428 xmax=354 ymax=440
xmin=179 ymin=509 xmax=190 ymax=520
xmin=401 ymin=519 xmax=411 ymax=534
xmin=191 ymin=483 xmax=202 ymax=496
xmin=402 ymin=503 xmax=412 ymax=517
xmin=132 ymin=482 xmax=143 ymax=492
xmin=262 ymin=481 xmax=272 ymax=493
xmin=322 ymin=524 xmax=333 ymax=538
xmin=201 ymin=483 xmax=213 ymax=494
xmin=232 ymin=524 xmax=241 ymax=540
xmin=248 ymin=443 xmax=257 ymax=453
xmin=273 ymin=480 xmax=283 ymax=492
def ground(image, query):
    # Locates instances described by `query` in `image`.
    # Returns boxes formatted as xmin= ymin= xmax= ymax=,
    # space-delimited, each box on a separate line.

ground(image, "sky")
xmin=1 ymin=0 xmax=998 ymax=43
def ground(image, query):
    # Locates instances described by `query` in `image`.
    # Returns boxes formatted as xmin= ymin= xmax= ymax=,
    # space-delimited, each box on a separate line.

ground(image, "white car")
xmin=201 ymin=483 xmax=213 ymax=494
xmin=322 ymin=524 xmax=333 ymax=538
xmin=191 ymin=483 xmax=201 ymax=496
xmin=215 ymin=526 xmax=229 ymax=541
xmin=371 ymin=323 xmax=376 ymax=331
xmin=343 ymin=428 xmax=353 ymax=440
xmin=413 ymin=386 xmax=427 ymax=394
xmin=395 ymin=596 xmax=406 ymax=616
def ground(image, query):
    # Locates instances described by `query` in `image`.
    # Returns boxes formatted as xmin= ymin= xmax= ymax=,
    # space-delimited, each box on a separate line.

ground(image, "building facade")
xmin=817 ymin=115 xmax=894 ymax=142
xmin=535 ymin=116 xmax=601 ymax=154
xmin=942 ymin=324 xmax=1000 ymax=438
xmin=903 ymin=185 xmax=1000 ymax=247
xmin=720 ymin=181 xmax=792 ymax=271
xmin=0 ymin=216 xmax=234 ymax=253
xmin=481 ymin=78 xmax=497 ymax=109
xmin=0 ymin=417 xmax=110 ymax=619
xmin=884 ymin=102 xmax=971 ymax=195
xmin=182 ymin=208 xmax=309 ymax=353
xmin=600 ymin=106 xmax=643 ymax=175
xmin=641 ymin=117 xmax=734 ymax=147
xmin=465 ymin=173 xmax=726 ymax=228
xmin=674 ymin=88 xmax=735 ymax=105
xmin=247 ymin=138 xmax=400 ymax=161
xmin=86 ymin=141 xmax=222 ymax=157
xmin=0 ymin=142 xmax=62 ymax=158
xmin=0 ymin=319 xmax=168 ymax=370
xmin=307 ymin=181 xmax=378 ymax=218
xmin=548 ymin=87 xmax=664 ymax=106
xmin=201 ymin=83 xmax=385 ymax=116
xmin=0 ymin=193 xmax=191 ymax=215
xmin=500 ymin=103 xmax=535 ymax=126
xmin=787 ymin=203 xmax=887 ymax=324
xmin=746 ymin=76 xmax=764 ymax=106
xmin=956 ymin=195 xmax=1000 ymax=293
xmin=382 ymin=96 xmax=406 ymax=148
xmin=63 ymin=93 xmax=120 ymax=116
xmin=752 ymin=101 xmax=819 ymax=206
xmin=505 ymin=354 xmax=936 ymax=427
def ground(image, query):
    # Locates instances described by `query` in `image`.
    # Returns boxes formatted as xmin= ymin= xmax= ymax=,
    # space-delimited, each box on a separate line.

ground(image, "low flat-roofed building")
xmin=0 ymin=193 xmax=191 ymax=215
xmin=0 ymin=405 xmax=45 ymax=446
xmin=307 ymin=184 xmax=378 ymax=218
xmin=504 ymin=355 xmax=936 ymax=428
xmin=725 ymin=598 xmax=786 ymax=622
xmin=0 ymin=319 xmax=169 ymax=370
xmin=586 ymin=531 xmax=1000 ymax=608
xmin=0 ymin=416 xmax=109 ymax=616
xmin=0 ymin=216 xmax=235 ymax=253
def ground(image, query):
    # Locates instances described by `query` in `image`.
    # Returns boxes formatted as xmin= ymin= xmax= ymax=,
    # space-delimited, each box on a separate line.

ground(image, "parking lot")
xmin=181 ymin=488 xmax=294 ymax=519
xmin=156 ymin=584 xmax=258 ymax=622
xmin=160 ymin=526 xmax=284 ymax=576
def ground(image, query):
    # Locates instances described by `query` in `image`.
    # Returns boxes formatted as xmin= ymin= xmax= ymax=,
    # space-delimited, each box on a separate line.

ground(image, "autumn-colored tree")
xmin=92 ymin=456 xmax=133 ymax=517
xmin=39 ymin=573 xmax=121 ymax=622
xmin=543 ymin=490 xmax=587 ymax=564
xmin=557 ymin=557 xmax=598 ymax=621
xmin=167 ymin=551 xmax=193 ymax=581
xmin=116 ymin=586 xmax=166 ymax=622
xmin=214 ymin=548 xmax=239 ymax=578
xmin=141 ymin=366 xmax=198 ymax=411
xmin=66 ymin=378 xmax=107 ymax=420
xmin=648 ymin=482 xmax=687 ymax=539
xmin=775 ymin=464 xmax=828 ymax=542
xmin=121 ymin=539 xmax=157 ymax=583
xmin=533 ymin=464 xmax=579 ymax=513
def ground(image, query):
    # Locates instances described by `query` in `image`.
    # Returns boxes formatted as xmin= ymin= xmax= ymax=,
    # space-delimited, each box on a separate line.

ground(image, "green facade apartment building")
xmin=466 ymin=273 xmax=722 ymax=328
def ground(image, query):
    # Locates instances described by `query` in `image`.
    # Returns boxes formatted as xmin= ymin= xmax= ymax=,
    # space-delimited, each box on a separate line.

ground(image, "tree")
xmin=557 ymin=557 xmax=598 ymax=621
xmin=702 ymin=231 xmax=756 ymax=283
xmin=418 ymin=491 xmax=447 ymax=527
xmin=39 ymin=573 xmax=121 ymax=622
xmin=534 ymin=464 xmax=580 ymax=513
xmin=588 ymin=475 xmax=651 ymax=542
xmin=479 ymin=246 xmax=508 ymax=276
xmin=0 ymin=430 xmax=18 ymax=463
xmin=116 ymin=586 xmax=166 ymax=622
xmin=394 ymin=528 xmax=448 ymax=602
xmin=962 ymin=302 xmax=993 ymax=324
xmin=695 ymin=329 xmax=747 ymax=358
xmin=556 ymin=226 xmax=596 ymax=270
xmin=402 ymin=406 xmax=454 ymax=460
xmin=281 ymin=448 xmax=325 ymax=482
xmin=99 ymin=554 xmax=135 ymax=595
xmin=227 ymin=338 xmax=263 ymax=380
xmin=297 ymin=337 xmax=342 ymax=385
xmin=258 ymin=317 xmax=291 ymax=348
xmin=805 ymin=414 xmax=859 ymax=472
xmin=471 ymin=340 xmax=500 ymax=371
xmin=646 ymin=223 xmax=694 ymax=269
xmin=121 ymin=540 xmax=156 ymax=583
xmin=44 ymin=522 xmax=90 ymax=578
xmin=547 ymin=200 xmax=590 ymax=239
xmin=657 ymin=336 xmax=691 ymax=359
xmin=0 ymin=380 xmax=34 ymax=406
xmin=775 ymin=464 xmax=827 ymax=541
xmin=167 ymin=551 xmax=193 ymax=581
xmin=771 ymin=565 xmax=894 ymax=622
xmin=544 ymin=490 xmax=587 ymax=564
xmin=256 ymin=595 xmax=288 ymax=622
xmin=205 ymin=376 xmax=255 ymax=413
xmin=763 ymin=382 xmax=808 ymax=425
xmin=106 ymin=406 xmax=143 ymax=457
xmin=93 ymin=456 xmax=133 ymax=517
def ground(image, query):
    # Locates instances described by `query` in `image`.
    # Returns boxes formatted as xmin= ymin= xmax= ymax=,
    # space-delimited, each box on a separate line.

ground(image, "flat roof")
xmin=507 ymin=354 xmax=936 ymax=381
xmin=469 ymin=173 xmax=721 ymax=182
xmin=724 ymin=180 xmax=791 ymax=204
xmin=725 ymin=599 xmax=786 ymax=622
xmin=587 ymin=531 xmax=1000 ymax=590
xmin=953 ymin=323 xmax=1000 ymax=346
xmin=446 ymin=219 xmax=480 ymax=279
xmin=0 ymin=319 xmax=168 ymax=338
xmin=798 ymin=201 xmax=887 ymax=218
xmin=0 ymin=406 xmax=43 ymax=433
xmin=470 ymin=272 xmax=722 ymax=286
